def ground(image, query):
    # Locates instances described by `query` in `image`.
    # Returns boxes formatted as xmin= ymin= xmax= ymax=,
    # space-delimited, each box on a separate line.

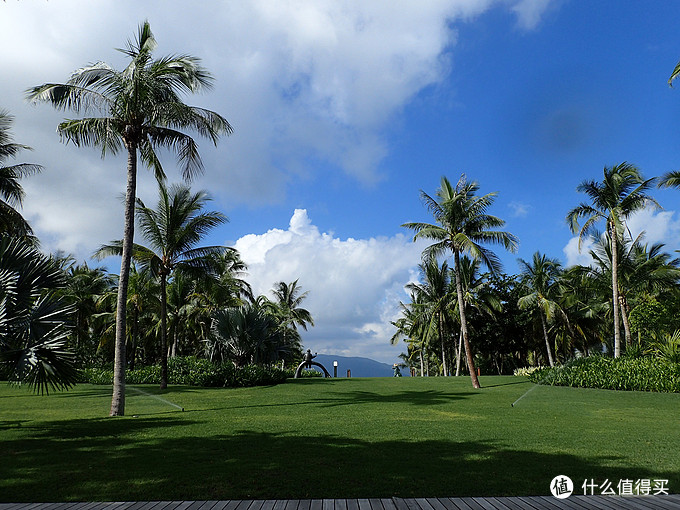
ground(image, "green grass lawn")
xmin=1 ymin=376 xmax=678 ymax=501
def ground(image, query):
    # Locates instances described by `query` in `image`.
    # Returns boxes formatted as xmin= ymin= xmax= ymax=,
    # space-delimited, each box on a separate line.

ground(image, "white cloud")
xmin=0 ymin=1 xmax=558 ymax=258
xmin=234 ymin=209 xmax=425 ymax=363
xmin=563 ymin=236 xmax=596 ymax=268
xmin=626 ymin=208 xmax=680 ymax=249
xmin=508 ymin=201 xmax=530 ymax=217
xmin=511 ymin=0 xmax=555 ymax=30
xmin=562 ymin=207 xmax=680 ymax=268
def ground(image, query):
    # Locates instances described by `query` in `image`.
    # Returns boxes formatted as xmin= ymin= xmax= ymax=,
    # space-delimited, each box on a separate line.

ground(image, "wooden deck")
xmin=2 ymin=496 xmax=680 ymax=510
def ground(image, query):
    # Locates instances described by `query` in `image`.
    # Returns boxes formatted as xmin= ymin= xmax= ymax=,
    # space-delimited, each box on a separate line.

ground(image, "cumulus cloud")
xmin=563 ymin=236 xmax=596 ymax=267
xmin=562 ymin=207 xmax=680 ymax=268
xmin=0 ymin=0 xmax=558 ymax=257
xmin=625 ymin=208 xmax=680 ymax=249
xmin=234 ymin=209 xmax=425 ymax=363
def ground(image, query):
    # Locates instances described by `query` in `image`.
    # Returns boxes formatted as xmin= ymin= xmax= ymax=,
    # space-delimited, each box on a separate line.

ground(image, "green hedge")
xmin=528 ymin=355 xmax=680 ymax=393
xmin=80 ymin=357 xmax=288 ymax=388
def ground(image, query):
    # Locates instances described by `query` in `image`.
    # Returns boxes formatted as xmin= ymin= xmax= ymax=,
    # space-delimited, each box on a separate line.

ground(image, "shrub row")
xmin=513 ymin=366 xmax=546 ymax=377
xmin=528 ymin=356 xmax=680 ymax=393
xmin=80 ymin=356 xmax=288 ymax=388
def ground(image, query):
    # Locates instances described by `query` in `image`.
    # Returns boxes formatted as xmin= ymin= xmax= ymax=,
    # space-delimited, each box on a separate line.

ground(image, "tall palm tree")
xmin=566 ymin=163 xmax=658 ymax=358
xmin=28 ymin=21 xmax=231 ymax=415
xmin=0 ymin=110 xmax=42 ymax=240
xmin=96 ymin=181 xmax=227 ymax=389
xmin=517 ymin=252 xmax=566 ymax=367
xmin=403 ymin=175 xmax=518 ymax=388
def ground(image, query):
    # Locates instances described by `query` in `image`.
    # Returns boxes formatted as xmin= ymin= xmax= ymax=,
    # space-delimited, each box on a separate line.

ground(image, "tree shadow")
xmin=1 ymin=419 xmax=676 ymax=502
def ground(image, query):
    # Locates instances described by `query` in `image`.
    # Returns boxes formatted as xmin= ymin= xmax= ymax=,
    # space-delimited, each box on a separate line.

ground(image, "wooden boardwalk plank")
xmin=5 ymin=498 xmax=680 ymax=510
xmin=433 ymin=500 xmax=471 ymax=510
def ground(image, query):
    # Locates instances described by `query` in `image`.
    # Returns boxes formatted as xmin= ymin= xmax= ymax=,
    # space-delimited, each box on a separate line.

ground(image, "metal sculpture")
xmin=294 ymin=349 xmax=331 ymax=378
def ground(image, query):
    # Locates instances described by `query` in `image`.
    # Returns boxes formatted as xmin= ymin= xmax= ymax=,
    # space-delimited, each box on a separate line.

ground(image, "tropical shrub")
xmin=528 ymin=356 xmax=680 ymax=393
xmin=80 ymin=356 xmax=288 ymax=388
xmin=513 ymin=366 xmax=545 ymax=377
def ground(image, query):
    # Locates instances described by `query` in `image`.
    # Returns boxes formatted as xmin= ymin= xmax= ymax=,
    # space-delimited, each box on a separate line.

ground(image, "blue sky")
xmin=1 ymin=1 xmax=679 ymax=363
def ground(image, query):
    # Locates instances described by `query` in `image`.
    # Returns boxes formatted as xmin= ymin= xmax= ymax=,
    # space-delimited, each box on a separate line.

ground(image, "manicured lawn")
xmin=1 ymin=376 xmax=678 ymax=501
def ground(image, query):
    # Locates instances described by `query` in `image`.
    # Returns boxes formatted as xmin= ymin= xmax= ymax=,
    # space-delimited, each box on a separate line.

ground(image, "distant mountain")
xmin=307 ymin=353 xmax=409 ymax=378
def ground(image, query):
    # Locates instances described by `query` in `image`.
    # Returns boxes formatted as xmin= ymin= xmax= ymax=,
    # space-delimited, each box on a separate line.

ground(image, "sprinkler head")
xmin=181 ymin=408 xmax=185 ymax=412
xmin=511 ymin=403 xmax=514 ymax=407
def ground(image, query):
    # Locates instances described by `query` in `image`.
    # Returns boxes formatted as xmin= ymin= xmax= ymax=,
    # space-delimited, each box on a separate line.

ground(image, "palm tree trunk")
xmin=539 ymin=306 xmax=555 ymax=367
xmin=129 ymin=306 xmax=138 ymax=371
xmin=160 ymin=273 xmax=168 ymax=390
xmin=454 ymin=251 xmax=480 ymax=388
xmin=438 ymin=313 xmax=448 ymax=376
xmin=419 ymin=349 xmax=424 ymax=377
xmin=110 ymin=145 xmax=137 ymax=416
xmin=611 ymin=221 xmax=621 ymax=358
xmin=619 ymin=294 xmax=632 ymax=348
xmin=455 ymin=329 xmax=463 ymax=376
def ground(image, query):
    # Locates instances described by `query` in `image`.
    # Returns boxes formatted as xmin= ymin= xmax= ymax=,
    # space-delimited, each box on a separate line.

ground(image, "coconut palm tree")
xmin=28 ymin=21 xmax=231 ymax=415
xmin=0 ymin=110 xmax=42 ymax=240
xmin=391 ymin=293 xmax=430 ymax=376
xmin=406 ymin=259 xmax=454 ymax=375
xmin=517 ymin=252 xmax=567 ymax=367
xmin=451 ymin=256 xmax=500 ymax=376
xmin=96 ymin=181 xmax=228 ymax=389
xmin=566 ymin=163 xmax=658 ymax=358
xmin=403 ymin=175 xmax=518 ymax=388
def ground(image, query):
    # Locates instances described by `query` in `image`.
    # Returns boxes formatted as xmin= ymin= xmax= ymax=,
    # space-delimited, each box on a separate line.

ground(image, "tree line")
xmin=394 ymin=167 xmax=680 ymax=385
xmin=0 ymin=22 xmax=313 ymax=417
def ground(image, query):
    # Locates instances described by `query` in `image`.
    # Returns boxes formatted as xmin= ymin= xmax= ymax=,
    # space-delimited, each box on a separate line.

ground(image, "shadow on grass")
xmin=1 ymin=416 xmax=676 ymax=502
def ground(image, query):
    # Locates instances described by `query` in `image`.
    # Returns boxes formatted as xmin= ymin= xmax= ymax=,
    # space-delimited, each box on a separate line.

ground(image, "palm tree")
xmin=451 ymin=256 xmax=500 ymax=376
xmin=28 ymin=21 xmax=231 ymax=415
xmin=0 ymin=110 xmax=42 ymax=240
xmin=207 ymin=302 xmax=283 ymax=367
xmin=0 ymin=237 xmax=78 ymax=393
xmin=406 ymin=259 xmax=453 ymax=376
xmin=517 ymin=252 xmax=567 ymax=367
xmin=391 ymin=293 xmax=430 ymax=376
xmin=403 ymin=175 xmax=518 ymax=388
xmin=61 ymin=262 xmax=116 ymax=362
xmin=96 ymin=181 xmax=227 ymax=389
xmin=566 ymin=163 xmax=658 ymax=358
xmin=271 ymin=280 xmax=314 ymax=332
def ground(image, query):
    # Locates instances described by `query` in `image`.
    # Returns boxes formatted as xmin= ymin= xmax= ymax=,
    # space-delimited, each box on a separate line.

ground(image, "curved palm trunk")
xmin=110 ymin=145 xmax=137 ymax=416
xmin=539 ymin=305 xmax=555 ymax=367
xmin=610 ymin=221 xmax=621 ymax=358
xmin=160 ymin=273 xmax=168 ymax=390
xmin=454 ymin=252 xmax=480 ymax=388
